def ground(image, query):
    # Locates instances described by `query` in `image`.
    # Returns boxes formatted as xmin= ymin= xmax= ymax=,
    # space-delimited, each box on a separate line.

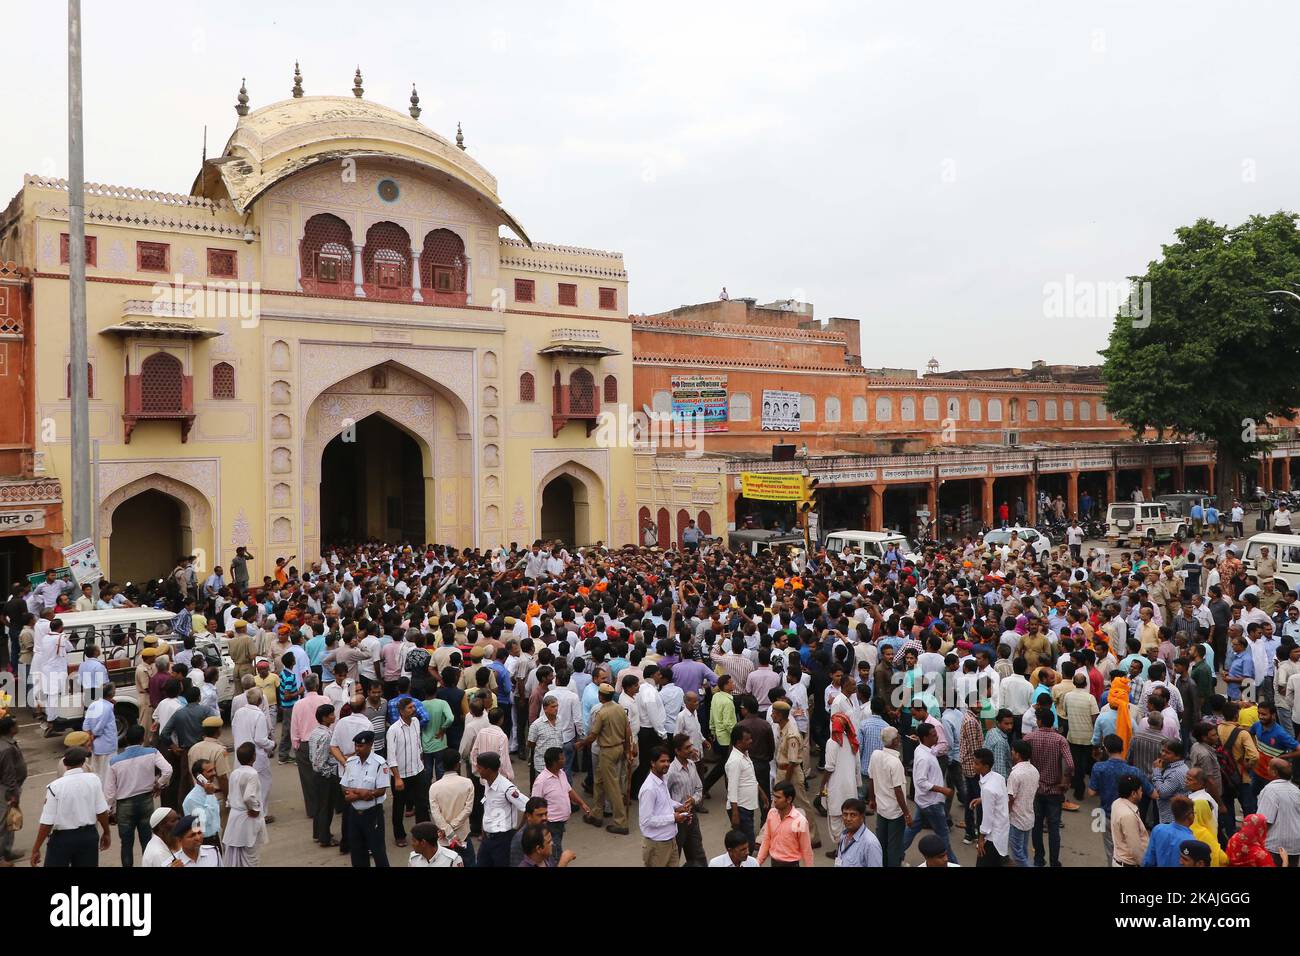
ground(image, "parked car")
xmin=1106 ymin=501 xmax=1188 ymax=545
xmin=1155 ymin=493 xmax=1212 ymax=519
xmin=1242 ymin=533 xmax=1300 ymax=593
xmin=981 ymin=526 xmax=1052 ymax=562
xmin=822 ymin=530 xmax=919 ymax=564
xmin=727 ymin=528 xmax=805 ymax=557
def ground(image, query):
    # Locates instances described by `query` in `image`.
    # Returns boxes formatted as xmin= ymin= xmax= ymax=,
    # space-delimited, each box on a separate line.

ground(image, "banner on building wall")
xmin=761 ymin=389 xmax=801 ymax=432
xmin=740 ymin=472 xmax=804 ymax=502
xmin=671 ymin=375 xmax=729 ymax=433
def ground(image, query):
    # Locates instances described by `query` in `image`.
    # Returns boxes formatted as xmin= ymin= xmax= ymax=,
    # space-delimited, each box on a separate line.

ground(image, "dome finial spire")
xmin=292 ymin=61 xmax=303 ymax=98
xmin=409 ymin=84 xmax=421 ymax=120
xmin=235 ymin=78 xmax=249 ymax=116
xmin=352 ymin=67 xmax=364 ymax=98
xmin=456 ymin=121 xmax=465 ymax=150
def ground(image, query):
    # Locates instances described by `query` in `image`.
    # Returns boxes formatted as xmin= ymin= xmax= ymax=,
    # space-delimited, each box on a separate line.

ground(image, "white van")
xmin=1242 ymin=533 xmax=1300 ymax=592
xmin=823 ymin=530 xmax=919 ymax=564
xmin=1106 ymin=501 xmax=1188 ymax=545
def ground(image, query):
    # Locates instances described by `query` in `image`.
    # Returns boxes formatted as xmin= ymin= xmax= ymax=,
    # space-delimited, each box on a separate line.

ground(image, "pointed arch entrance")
xmin=98 ymin=474 xmax=213 ymax=584
xmin=320 ymin=414 xmax=427 ymax=545
xmin=304 ymin=361 xmax=473 ymax=555
xmin=536 ymin=459 xmax=605 ymax=547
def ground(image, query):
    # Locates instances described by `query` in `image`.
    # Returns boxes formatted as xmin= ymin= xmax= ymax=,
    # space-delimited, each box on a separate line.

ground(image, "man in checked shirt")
xmin=1023 ymin=706 xmax=1073 ymax=867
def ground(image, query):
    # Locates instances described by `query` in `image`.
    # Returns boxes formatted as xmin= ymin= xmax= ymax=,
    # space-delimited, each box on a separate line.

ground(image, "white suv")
xmin=1106 ymin=501 xmax=1188 ymax=545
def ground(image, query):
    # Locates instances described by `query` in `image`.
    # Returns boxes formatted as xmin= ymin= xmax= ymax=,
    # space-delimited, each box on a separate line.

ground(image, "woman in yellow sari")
xmin=1191 ymin=799 xmax=1227 ymax=867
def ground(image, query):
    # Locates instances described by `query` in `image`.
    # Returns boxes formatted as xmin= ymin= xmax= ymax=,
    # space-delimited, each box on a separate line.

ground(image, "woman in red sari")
xmin=1226 ymin=813 xmax=1276 ymax=867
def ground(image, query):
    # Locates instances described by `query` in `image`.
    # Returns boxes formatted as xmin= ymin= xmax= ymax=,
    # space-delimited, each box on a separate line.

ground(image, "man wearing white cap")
xmin=142 ymin=807 xmax=179 ymax=867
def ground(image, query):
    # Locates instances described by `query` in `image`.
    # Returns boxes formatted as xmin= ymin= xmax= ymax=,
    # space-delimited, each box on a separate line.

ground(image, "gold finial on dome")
xmin=235 ymin=78 xmax=249 ymax=117
xmin=292 ymin=61 xmax=303 ymax=98
xmin=352 ymin=67 xmax=364 ymax=98
xmin=409 ymin=84 xmax=421 ymax=120
xmin=456 ymin=122 xmax=465 ymax=150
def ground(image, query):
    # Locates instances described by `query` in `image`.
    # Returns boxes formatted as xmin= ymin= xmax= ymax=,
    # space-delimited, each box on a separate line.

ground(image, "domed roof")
xmin=194 ymin=95 xmax=529 ymax=243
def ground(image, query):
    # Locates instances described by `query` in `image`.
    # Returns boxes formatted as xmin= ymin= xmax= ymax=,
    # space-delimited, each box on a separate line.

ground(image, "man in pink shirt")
xmin=290 ymin=674 xmax=332 ymax=822
xmin=470 ymin=709 xmax=515 ymax=783
xmin=756 ymin=780 xmax=814 ymax=867
xmin=531 ymin=747 xmax=590 ymax=864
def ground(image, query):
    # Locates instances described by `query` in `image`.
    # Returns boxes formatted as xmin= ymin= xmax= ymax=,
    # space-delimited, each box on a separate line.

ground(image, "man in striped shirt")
xmin=385 ymin=698 xmax=429 ymax=847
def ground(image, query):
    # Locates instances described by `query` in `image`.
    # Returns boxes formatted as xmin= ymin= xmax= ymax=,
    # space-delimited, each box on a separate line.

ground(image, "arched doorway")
xmin=320 ymin=415 xmax=426 ymax=546
xmin=110 ymin=489 xmax=184 ymax=585
xmin=540 ymin=476 xmax=578 ymax=546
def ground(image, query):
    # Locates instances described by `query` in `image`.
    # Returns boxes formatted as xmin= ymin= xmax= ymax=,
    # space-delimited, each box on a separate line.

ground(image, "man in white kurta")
xmin=823 ymin=689 xmax=861 ymax=845
xmin=232 ymin=688 xmax=275 ymax=816
xmin=223 ymin=746 xmax=268 ymax=867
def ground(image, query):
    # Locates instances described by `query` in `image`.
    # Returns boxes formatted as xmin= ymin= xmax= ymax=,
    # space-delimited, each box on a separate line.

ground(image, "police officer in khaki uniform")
xmin=773 ymin=701 xmax=817 ymax=826
xmin=576 ymin=683 xmax=632 ymax=834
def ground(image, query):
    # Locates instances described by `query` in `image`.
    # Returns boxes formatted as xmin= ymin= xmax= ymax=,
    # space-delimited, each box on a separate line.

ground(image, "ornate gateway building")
xmin=0 ymin=71 xmax=635 ymax=583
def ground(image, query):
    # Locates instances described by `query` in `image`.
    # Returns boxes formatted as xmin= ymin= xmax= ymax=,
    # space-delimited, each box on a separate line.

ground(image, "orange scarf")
xmin=1108 ymin=676 xmax=1132 ymax=758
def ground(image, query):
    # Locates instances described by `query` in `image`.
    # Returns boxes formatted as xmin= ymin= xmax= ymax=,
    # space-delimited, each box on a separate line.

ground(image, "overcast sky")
xmin=6 ymin=0 xmax=1298 ymax=370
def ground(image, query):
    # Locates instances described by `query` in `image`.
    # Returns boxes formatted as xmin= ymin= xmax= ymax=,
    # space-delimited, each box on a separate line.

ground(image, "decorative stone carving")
xmin=296 ymin=343 xmax=473 ymax=416
xmin=272 ymin=516 xmax=292 ymax=543
xmin=107 ymin=240 xmax=128 ymax=272
xmin=179 ymin=247 xmax=200 ymax=279
xmin=270 ymin=340 xmax=291 ymax=371
xmin=482 ymin=414 xmax=499 ymax=437
xmin=485 ymin=475 xmax=500 ymax=496
xmin=270 ymin=380 xmax=291 ymax=405
xmin=484 ymin=504 xmax=500 ymax=528
xmin=483 ymin=444 xmax=500 ymax=468
xmin=272 ymin=482 xmax=292 ymax=508
xmin=511 ymin=497 xmax=527 ymax=530
xmin=271 ymin=447 xmax=292 ymax=473
xmin=270 ymin=414 xmax=292 ymax=439
xmin=482 ymin=386 xmax=498 ymax=408
xmin=230 ymin=508 xmax=251 ymax=550
xmin=482 ymin=351 xmax=498 ymax=379
xmin=98 ymin=471 xmax=214 ymax=548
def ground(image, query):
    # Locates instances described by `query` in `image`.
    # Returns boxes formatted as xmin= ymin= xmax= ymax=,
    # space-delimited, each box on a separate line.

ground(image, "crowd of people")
xmin=3 ymin=521 xmax=1300 ymax=870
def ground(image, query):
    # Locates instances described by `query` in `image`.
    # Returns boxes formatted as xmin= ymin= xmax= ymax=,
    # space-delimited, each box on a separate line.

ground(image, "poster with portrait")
xmin=670 ymin=374 xmax=729 ymax=433
xmin=761 ymin=389 xmax=801 ymax=432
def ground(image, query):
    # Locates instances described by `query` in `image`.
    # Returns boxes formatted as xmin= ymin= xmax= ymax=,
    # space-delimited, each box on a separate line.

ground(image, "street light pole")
xmin=68 ymin=0 xmax=92 ymax=548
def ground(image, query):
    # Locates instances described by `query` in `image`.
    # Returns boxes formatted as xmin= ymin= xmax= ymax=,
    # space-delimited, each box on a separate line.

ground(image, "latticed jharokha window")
xmin=137 ymin=241 xmax=169 ymax=273
xmin=66 ymin=363 xmax=93 ymax=399
xmin=139 ymin=352 xmax=183 ymax=413
xmin=420 ymin=229 xmax=466 ymax=291
xmin=519 ymin=372 xmax=535 ymax=402
xmin=558 ymin=283 xmax=577 ymax=306
xmin=301 ymin=213 xmax=353 ymax=286
xmin=598 ymin=287 xmax=617 ymax=310
xmin=207 ymin=248 xmax=237 ymax=279
xmin=60 ymin=234 xmax=96 ymax=267
xmin=569 ymin=368 xmax=596 ymax=415
xmin=212 ymin=362 xmax=235 ymax=399
xmin=364 ymin=222 xmax=411 ymax=289
xmin=603 ymin=375 xmax=618 ymax=403
xmin=515 ymin=278 xmax=535 ymax=303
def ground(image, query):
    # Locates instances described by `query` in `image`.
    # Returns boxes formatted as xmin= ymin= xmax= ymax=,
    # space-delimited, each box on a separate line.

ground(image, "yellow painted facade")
xmin=0 ymin=92 xmax=635 ymax=582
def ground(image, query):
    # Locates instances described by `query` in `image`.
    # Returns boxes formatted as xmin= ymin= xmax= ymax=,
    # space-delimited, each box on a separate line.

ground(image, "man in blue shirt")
xmin=834 ymin=798 xmax=882 ymax=867
xmin=1142 ymin=795 xmax=1196 ymax=866
xmin=1250 ymin=702 xmax=1300 ymax=790
xmin=1088 ymin=735 xmax=1154 ymax=860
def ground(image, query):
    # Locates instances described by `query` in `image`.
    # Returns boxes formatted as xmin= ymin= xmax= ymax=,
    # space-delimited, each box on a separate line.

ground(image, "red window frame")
xmin=598 ymin=287 xmax=617 ymax=310
xmin=558 ymin=283 xmax=577 ymax=307
xmin=207 ymin=248 xmax=237 ymax=279
xmin=136 ymin=241 xmax=170 ymax=273
xmin=60 ymin=234 xmax=97 ymax=267
xmin=514 ymin=278 xmax=536 ymax=303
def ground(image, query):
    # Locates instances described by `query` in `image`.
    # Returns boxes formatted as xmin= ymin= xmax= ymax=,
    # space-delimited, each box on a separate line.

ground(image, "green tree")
xmin=1101 ymin=212 xmax=1300 ymax=506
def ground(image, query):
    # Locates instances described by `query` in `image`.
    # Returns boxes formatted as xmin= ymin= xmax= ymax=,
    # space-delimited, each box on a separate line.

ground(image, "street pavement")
xmin=6 ymin=718 xmax=1110 ymax=868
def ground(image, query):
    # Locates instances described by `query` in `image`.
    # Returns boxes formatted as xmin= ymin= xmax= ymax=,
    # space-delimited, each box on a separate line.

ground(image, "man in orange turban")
xmin=1107 ymin=675 xmax=1132 ymax=757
